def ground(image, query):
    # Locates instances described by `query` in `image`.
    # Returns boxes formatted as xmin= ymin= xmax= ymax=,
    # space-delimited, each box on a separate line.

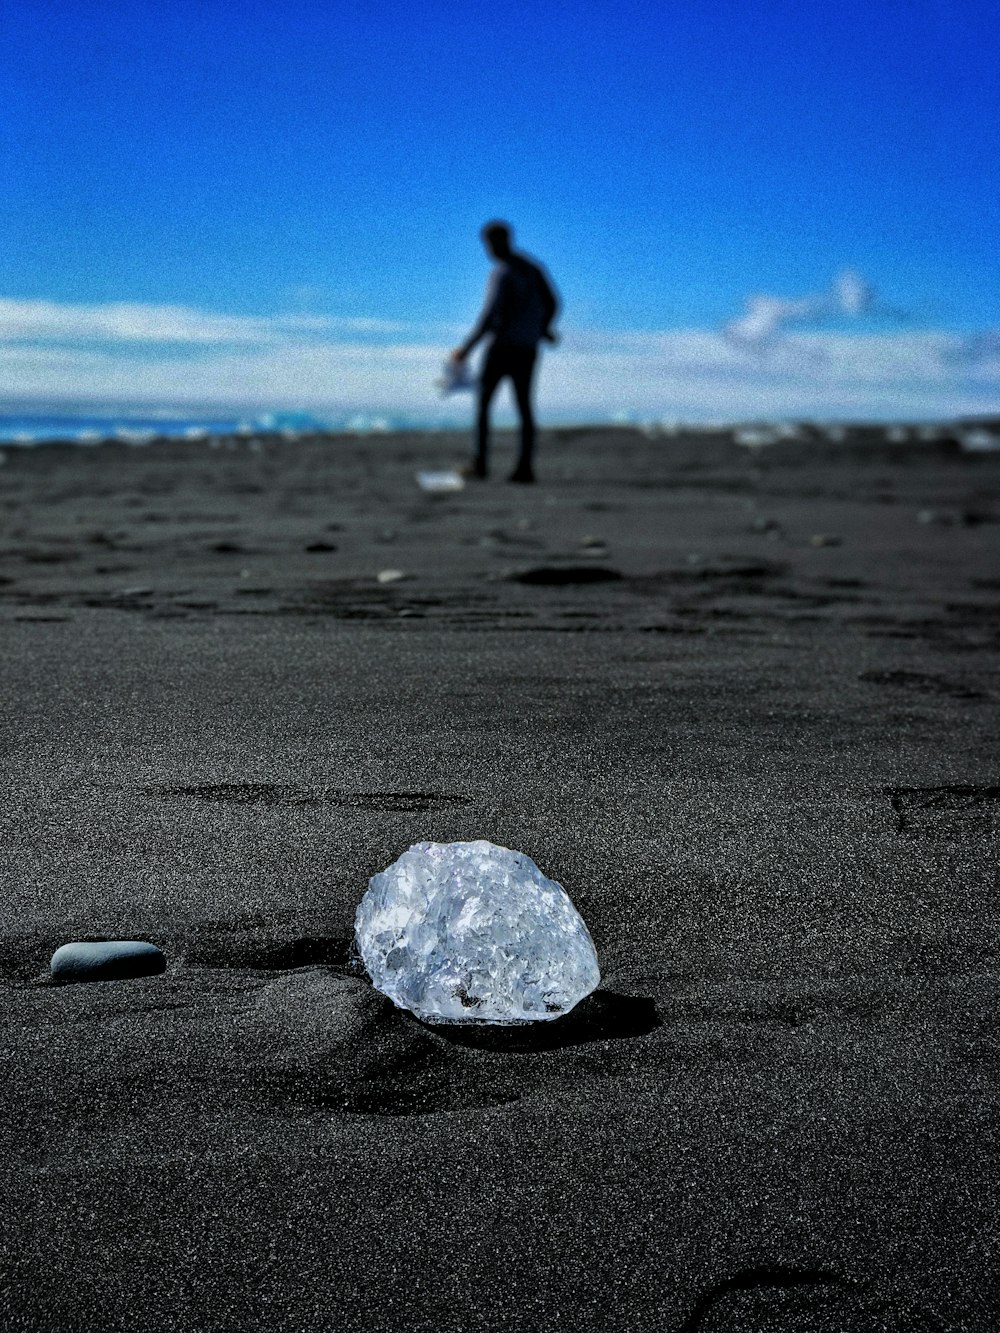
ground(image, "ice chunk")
xmin=417 ymin=470 xmax=465 ymax=494
xmin=355 ymin=840 xmax=600 ymax=1024
xmin=959 ymin=429 xmax=1000 ymax=453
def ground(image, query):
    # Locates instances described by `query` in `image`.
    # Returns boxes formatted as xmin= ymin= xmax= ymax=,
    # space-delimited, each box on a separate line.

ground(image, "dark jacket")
xmin=470 ymin=253 xmax=559 ymax=348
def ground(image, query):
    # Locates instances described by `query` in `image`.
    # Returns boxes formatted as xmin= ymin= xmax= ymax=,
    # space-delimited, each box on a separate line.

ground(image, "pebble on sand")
xmin=809 ymin=533 xmax=843 ymax=547
xmin=50 ymin=940 xmax=167 ymax=984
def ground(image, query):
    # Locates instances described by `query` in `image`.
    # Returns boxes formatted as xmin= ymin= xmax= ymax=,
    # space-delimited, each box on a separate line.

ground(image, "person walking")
xmin=451 ymin=221 xmax=559 ymax=483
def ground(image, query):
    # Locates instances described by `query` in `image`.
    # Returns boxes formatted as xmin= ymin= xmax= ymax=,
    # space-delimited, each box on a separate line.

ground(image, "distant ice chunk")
xmin=959 ymin=429 xmax=1000 ymax=453
xmin=355 ymin=840 xmax=601 ymax=1024
xmin=734 ymin=426 xmax=779 ymax=449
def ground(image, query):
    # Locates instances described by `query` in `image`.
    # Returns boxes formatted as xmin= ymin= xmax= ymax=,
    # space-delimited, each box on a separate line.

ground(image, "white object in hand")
xmin=355 ymin=840 xmax=601 ymax=1024
xmin=436 ymin=359 xmax=478 ymax=396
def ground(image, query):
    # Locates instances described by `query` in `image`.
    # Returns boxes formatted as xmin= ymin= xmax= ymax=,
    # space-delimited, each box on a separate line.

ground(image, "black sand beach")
xmin=2 ymin=425 xmax=998 ymax=1331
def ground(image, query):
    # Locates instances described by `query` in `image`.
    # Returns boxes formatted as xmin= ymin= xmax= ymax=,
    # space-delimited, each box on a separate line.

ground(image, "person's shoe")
xmin=458 ymin=461 xmax=488 ymax=480
xmin=507 ymin=466 xmax=536 ymax=484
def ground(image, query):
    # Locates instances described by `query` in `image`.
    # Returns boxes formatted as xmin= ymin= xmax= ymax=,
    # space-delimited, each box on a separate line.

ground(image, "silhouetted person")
xmin=451 ymin=221 xmax=559 ymax=483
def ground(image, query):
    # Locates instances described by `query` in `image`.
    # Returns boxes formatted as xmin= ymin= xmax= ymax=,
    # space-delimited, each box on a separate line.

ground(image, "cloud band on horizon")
xmin=0 ymin=292 xmax=997 ymax=423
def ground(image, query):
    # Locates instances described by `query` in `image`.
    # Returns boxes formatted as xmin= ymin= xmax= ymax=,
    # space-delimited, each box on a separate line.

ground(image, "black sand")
xmin=1 ymin=426 xmax=998 ymax=1331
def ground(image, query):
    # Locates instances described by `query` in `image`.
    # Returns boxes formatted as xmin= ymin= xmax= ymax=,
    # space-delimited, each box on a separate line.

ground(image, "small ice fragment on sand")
xmin=355 ymin=840 xmax=601 ymax=1024
xmin=50 ymin=940 xmax=166 ymax=984
xmin=417 ymin=470 xmax=465 ymax=494
xmin=376 ymin=569 xmax=406 ymax=584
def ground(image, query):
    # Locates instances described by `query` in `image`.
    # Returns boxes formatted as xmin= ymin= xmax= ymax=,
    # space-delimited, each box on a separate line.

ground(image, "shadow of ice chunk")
xmin=507 ymin=564 xmax=623 ymax=585
xmin=425 ymin=989 xmax=660 ymax=1051
xmin=354 ymin=840 xmax=601 ymax=1025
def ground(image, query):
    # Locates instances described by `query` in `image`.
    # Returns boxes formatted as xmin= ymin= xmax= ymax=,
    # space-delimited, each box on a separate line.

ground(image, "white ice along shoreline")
xmin=354 ymin=840 xmax=601 ymax=1024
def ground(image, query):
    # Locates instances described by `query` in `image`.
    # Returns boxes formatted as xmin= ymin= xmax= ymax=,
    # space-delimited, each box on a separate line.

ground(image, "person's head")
xmin=481 ymin=220 xmax=513 ymax=259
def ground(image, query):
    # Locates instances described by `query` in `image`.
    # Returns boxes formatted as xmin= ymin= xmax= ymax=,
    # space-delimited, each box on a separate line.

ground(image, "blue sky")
xmin=2 ymin=0 xmax=998 ymax=422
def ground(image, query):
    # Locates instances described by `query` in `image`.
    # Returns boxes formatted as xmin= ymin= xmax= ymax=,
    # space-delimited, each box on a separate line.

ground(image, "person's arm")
xmin=537 ymin=267 xmax=560 ymax=343
xmin=451 ymin=270 xmax=503 ymax=361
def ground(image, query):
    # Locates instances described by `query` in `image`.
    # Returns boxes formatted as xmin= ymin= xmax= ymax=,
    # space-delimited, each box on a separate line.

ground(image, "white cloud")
xmin=542 ymin=328 xmax=1000 ymax=420
xmin=0 ymin=298 xmax=409 ymax=344
xmin=941 ymin=330 xmax=1000 ymax=371
xmin=833 ymin=269 xmax=875 ymax=317
xmin=725 ymin=293 xmax=827 ymax=344
xmin=724 ymin=269 xmax=898 ymax=350
xmin=0 ymin=293 xmax=996 ymax=422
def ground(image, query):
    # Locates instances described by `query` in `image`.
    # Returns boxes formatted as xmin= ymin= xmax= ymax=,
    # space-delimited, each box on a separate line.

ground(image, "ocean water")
xmin=0 ymin=407 xmax=997 ymax=451
xmin=0 ymin=408 xmax=409 ymax=445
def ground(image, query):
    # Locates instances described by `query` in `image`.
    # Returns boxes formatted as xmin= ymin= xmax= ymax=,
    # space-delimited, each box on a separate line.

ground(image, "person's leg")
xmin=509 ymin=347 xmax=538 ymax=480
xmin=474 ymin=344 xmax=505 ymax=476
